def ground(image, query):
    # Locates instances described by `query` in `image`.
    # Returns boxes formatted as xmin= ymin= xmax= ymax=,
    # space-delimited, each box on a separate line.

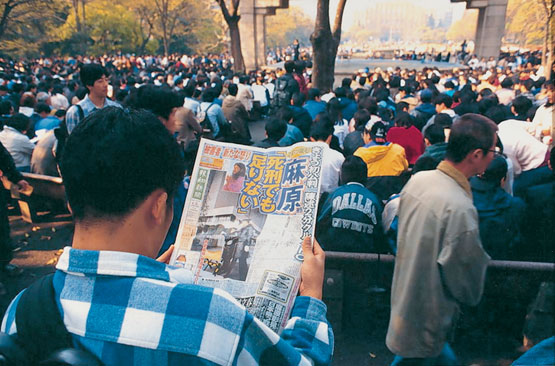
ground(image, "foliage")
xmin=0 ymin=0 xmax=225 ymax=58
xmin=266 ymin=6 xmax=313 ymax=49
xmin=446 ymin=10 xmax=478 ymax=42
xmin=505 ymin=0 xmax=547 ymax=46
xmin=0 ymin=0 xmax=67 ymax=57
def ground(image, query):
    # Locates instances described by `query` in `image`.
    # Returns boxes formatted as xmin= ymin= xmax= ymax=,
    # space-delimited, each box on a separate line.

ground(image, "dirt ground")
xmin=0 ymin=212 xmax=537 ymax=366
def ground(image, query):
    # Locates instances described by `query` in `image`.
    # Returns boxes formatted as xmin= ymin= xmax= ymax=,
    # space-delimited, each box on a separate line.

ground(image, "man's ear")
xmin=151 ymin=190 xmax=169 ymax=225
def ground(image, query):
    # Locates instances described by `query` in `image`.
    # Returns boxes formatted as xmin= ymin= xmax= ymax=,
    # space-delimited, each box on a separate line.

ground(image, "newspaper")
xmin=170 ymin=138 xmax=325 ymax=333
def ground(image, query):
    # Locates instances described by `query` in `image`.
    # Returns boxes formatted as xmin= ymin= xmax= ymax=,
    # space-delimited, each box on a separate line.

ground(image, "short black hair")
xmin=512 ymin=95 xmax=533 ymax=116
xmin=425 ymin=123 xmax=445 ymax=145
xmin=445 ymin=113 xmax=498 ymax=163
xmin=394 ymin=111 xmax=414 ymax=128
xmin=129 ymin=85 xmax=183 ymax=120
xmin=35 ymin=103 xmax=51 ymax=114
xmin=444 ymin=81 xmax=455 ymax=89
xmin=201 ymin=88 xmax=218 ymax=103
xmin=307 ymin=88 xmax=321 ymax=101
xmin=80 ymin=63 xmax=109 ymax=88
xmin=60 ymin=107 xmax=184 ymax=221
xmin=277 ymin=106 xmax=294 ymax=122
xmin=0 ymin=100 xmax=14 ymax=115
xmin=340 ymin=155 xmax=367 ymax=185
xmin=484 ymin=105 xmax=508 ymax=124
xmin=434 ymin=113 xmax=453 ymax=128
xmin=284 ymin=61 xmax=295 ymax=73
xmin=353 ymin=109 xmax=370 ymax=130
xmin=310 ymin=120 xmax=333 ymax=141
xmin=6 ymin=113 xmax=30 ymax=132
xmin=434 ymin=93 xmax=452 ymax=108
xmin=228 ymin=83 xmax=238 ymax=96
xmin=500 ymin=77 xmax=513 ymax=89
xmin=264 ymin=117 xmax=287 ymax=141
xmin=482 ymin=155 xmax=507 ymax=185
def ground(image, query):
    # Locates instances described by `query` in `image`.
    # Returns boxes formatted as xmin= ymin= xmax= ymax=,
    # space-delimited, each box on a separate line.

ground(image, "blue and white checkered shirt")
xmin=65 ymin=95 xmax=121 ymax=133
xmin=2 ymin=247 xmax=334 ymax=365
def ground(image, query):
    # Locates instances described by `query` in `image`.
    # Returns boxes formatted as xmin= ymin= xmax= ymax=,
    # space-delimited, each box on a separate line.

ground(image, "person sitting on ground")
xmin=470 ymin=155 xmax=525 ymax=260
xmin=316 ymin=155 xmax=385 ymax=253
xmin=521 ymin=147 xmax=555 ymax=263
xmin=277 ymin=106 xmax=304 ymax=147
xmin=2 ymin=106 xmax=333 ymax=365
xmin=386 ymin=112 xmax=425 ymax=165
xmin=222 ymin=83 xmax=252 ymax=145
xmin=289 ymin=92 xmax=313 ymax=139
xmin=253 ymin=117 xmax=287 ymax=148
xmin=343 ymin=109 xmax=370 ymax=157
xmin=33 ymin=103 xmax=62 ymax=133
xmin=511 ymin=95 xmax=533 ymax=121
xmin=310 ymin=119 xmax=345 ymax=195
xmin=411 ymin=89 xmax=436 ymax=130
xmin=0 ymin=113 xmax=35 ymax=172
xmin=354 ymin=121 xmax=408 ymax=178
xmin=418 ymin=122 xmax=449 ymax=162
xmin=303 ymin=88 xmax=326 ymax=122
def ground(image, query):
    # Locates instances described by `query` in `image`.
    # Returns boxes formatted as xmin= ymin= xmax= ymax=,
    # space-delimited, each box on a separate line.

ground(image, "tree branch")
xmin=332 ymin=0 xmax=347 ymax=42
xmin=217 ymin=0 xmax=232 ymax=22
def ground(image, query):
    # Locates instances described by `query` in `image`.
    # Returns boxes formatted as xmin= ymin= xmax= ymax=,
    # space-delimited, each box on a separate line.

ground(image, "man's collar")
xmin=437 ymin=160 xmax=472 ymax=196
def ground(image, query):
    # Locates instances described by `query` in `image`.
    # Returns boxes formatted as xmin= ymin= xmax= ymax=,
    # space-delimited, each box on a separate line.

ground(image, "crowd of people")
xmin=0 ymin=52 xmax=553 ymax=365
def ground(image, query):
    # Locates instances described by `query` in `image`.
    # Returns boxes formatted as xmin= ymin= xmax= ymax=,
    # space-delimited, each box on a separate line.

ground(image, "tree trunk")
xmin=0 ymin=2 xmax=14 ymax=40
xmin=229 ymin=18 xmax=245 ymax=73
xmin=72 ymin=0 xmax=81 ymax=32
xmin=81 ymin=0 xmax=86 ymax=33
xmin=310 ymin=0 xmax=346 ymax=92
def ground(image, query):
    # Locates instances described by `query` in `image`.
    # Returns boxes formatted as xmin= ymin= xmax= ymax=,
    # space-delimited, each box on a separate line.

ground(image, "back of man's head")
xmin=425 ymin=123 xmax=446 ymax=145
xmin=60 ymin=107 xmax=184 ymax=221
xmin=481 ymin=155 xmax=507 ymax=185
xmin=434 ymin=93 xmax=452 ymax=108
xmin=80 ymin=63 xmax=109 ymax=88
xmin=340 ymin=156 xmax=367 ymax=185
xmin=7 ymin=113 xmax=30 ymax=132
xmin=307 ymin=88 xmax=321 ymax=101
xmin=445 ymin=113 xmax=498 ymax=163
xmin=228 ymin=83 xmax=238 ymax=97
xmin=130 ymin=85 xmax=183 ymax=121
xmin=291 ymin=92 xmax=305 ymax=107
xmin=264 ymin=117 xmax=287 ymax=141
xmin=284 ymin=61 xmax=295 ymax=74
xmin=512 ymin=95 xmax=532 ymax=116
xmin=353 ymin=109 xmax=370 ymax=130
xmin=310 ymin=120 xmax=333 ymax=142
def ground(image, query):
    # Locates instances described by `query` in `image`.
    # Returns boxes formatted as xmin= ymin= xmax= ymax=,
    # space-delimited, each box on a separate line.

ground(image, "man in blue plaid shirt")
xmin=2 ymin=107 xmax=334 ymax=365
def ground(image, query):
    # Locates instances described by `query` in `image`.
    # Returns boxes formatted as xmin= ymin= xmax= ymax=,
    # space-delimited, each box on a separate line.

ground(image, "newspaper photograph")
xmin=170 ymin=138 xmax=325 ymax=333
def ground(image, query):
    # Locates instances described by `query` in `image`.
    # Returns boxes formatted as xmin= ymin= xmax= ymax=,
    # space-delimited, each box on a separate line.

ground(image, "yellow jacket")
xmin=354 ymin=143 xmax=408 ymax=177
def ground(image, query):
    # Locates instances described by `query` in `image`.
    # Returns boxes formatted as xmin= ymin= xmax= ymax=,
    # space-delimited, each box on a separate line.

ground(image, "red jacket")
xmin=386 ymin=126 xmax=425 ymax=165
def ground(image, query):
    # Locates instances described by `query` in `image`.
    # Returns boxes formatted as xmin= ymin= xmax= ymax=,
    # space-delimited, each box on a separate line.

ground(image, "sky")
xmin=288 ymin=0 xmax=467 ymax=29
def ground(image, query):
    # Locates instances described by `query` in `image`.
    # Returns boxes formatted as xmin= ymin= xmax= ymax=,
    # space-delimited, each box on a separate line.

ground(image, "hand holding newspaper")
xmin=170 ymin=138 xmax=325 ymax=333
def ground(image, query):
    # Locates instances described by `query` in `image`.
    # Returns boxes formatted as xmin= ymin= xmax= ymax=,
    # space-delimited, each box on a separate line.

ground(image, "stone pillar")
xmin=239 ymin=0 xmax=288 ymax=72
xmin=239 ymin=0 xmax=258 ymax=71
xmin=461 ymin=0 xmax=508 ymax=59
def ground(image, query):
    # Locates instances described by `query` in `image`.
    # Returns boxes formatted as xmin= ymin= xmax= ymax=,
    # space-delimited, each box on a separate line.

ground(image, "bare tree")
xmin=540 ymin=0 xmax=555 ymax=80
xmin=216 ymin=0 xmax=245 ymax=73
xmin=310 ymin=0 xmax=347 ymax=91
xmin=151 ymin=0 xmax=189 ymax=56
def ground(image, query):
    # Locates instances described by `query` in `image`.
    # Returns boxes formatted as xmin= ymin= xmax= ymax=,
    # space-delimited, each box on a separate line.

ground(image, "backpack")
xmin=273 ymin=76 xmax=292 ymax=109
xmin=0 ymin=273 xmax=103 ymax=365
xmin=198 ymin=103 xmax=215 ymax=131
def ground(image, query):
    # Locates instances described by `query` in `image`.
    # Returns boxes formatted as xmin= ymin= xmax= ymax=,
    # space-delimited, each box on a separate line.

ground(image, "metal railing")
xmin=325 ymin=251 xmax=555 ymax=274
